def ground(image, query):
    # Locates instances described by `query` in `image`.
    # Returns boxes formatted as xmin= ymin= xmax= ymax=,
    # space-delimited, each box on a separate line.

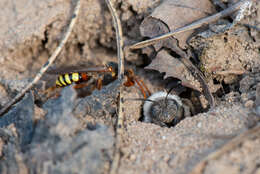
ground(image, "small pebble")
xmin=197 ymin=122 xmax=202 ymax=128
xmin=241 ymin=93 xmax=248 ymax=102
xmin=244 ymin=100 xmax=254 ymax=108
xmin=0 ymin=84 xmax=9 ymax=106
xmin=129 ymin=154 xmax=136 ymax=161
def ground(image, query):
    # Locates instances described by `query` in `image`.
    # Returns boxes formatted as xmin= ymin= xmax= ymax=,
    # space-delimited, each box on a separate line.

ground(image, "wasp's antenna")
xmin=124 ymin=98 xmax=160 ymax=105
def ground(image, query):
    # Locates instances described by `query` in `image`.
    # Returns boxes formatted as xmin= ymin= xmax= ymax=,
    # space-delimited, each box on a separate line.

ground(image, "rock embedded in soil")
xmin=0 ymin=86 xmax=115 ymax=174
xmin=0 ymin=123 xmax=114 ymax=174
xmin=0 ymin=92 xmax=34 ymax=147
xmin=23 ymin=124 xmax=114 ymax=174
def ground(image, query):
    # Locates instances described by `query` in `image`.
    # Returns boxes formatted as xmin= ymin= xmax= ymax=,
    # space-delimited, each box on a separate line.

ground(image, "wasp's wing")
xmin=46 ymin=65 xmax=110 ymax=74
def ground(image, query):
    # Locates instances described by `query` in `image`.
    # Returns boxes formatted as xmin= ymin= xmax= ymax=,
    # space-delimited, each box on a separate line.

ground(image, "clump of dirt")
xmin=190 ymin=25 xmax=260 ymax=93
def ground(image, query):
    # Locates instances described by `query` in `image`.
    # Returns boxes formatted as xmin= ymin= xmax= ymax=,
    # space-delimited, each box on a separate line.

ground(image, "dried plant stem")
xmin=180 ymin=58 xmax=215 ymax=108
xmin=129 ymin=0 xmax=251 ymax=50
xmin=0 ymin=0 xmax=81 ymax=116
xmin=215 ymin=69 xmax=246 ymax=75
xmin=105 ymin=0 xmax=124 ymax=77
xmin=105 ymin=0 xmax=125 ymax=174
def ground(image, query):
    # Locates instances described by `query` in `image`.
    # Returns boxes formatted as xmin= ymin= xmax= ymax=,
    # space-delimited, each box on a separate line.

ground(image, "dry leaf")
xmin=140 ymin=0 xmax=216 ymax=49
xmin=140 ymin=0 xmax=217 ymax=107
xmin=145 ymin=50 xmax=201 ymax=91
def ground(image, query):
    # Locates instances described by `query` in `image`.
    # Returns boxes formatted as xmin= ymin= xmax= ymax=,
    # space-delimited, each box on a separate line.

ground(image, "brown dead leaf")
xmin=140 ymin=0 xmax=216 ymax=49
xmin=140 ymin=16 xmax=169 ymax=50
xmin=140 ymin=0 xmax=217 ymax=107
xmin=145 ymin=50 xmax=201 ymax=92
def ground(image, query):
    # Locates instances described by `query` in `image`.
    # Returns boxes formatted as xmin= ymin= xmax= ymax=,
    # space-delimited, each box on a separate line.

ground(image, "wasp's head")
xmin=107 ymin=62 xmax=118 ymax=78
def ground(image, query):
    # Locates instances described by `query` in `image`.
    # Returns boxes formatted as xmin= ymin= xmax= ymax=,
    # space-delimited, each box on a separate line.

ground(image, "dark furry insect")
xmin=143 ymin=91 xmax=195 ymax=127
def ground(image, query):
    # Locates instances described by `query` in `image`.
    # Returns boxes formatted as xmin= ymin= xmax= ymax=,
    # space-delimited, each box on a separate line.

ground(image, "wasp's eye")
xmin=107 ymin=62 xmax=118 ymax=76
xmin=107 ymin=66 xmax=116 ymax=77
xmin=108 ymin=66 xmax=113 ymax=72
xmin=112 ymin=71 xmax=116 ymax=77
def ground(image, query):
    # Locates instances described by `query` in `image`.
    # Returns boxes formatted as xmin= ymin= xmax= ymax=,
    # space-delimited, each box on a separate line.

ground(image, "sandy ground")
xmin=0 ymin=0 xmax=259 ymax=174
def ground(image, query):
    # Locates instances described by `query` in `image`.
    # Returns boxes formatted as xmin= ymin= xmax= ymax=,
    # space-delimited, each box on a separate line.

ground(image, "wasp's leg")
xmin=74 ymin=80 xmax=97 ymax=98
xmin=134 ymin=77 xmax=151 ymax=97
xmin=123 ymin=74 xmax=135 ymax=87
xmin=39 ymin=86 xmax=62 ymax=99
xmin=124 ymin=69 xmax=151 ymax=99
xmin=133 ymin=77 xmax=148 ymax=98
xmin=96 ymin=78 xmax=103 ymax=90
xmin=73 ymin=83 xmax=90 ymax=89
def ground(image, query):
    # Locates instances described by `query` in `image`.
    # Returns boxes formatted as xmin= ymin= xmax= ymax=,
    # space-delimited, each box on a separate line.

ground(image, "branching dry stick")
xmin=128 ymin=0 xmax=251 ymax=50
xmin=0 ymin=0 xmax=81 ymax=116
xmin=105 ymin=0 xmax=125 ymax=174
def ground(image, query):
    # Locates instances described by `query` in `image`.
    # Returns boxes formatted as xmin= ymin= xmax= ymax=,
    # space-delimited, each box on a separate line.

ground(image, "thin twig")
xmin=215 ymin=69 xmax=246 ymax=75
xmin=241 ymin=23 xmax=260 ymax=31
xmin=105 ymin=0 xmax=125 ymax=174
xmin=0 ymin=0 xmax=81 ymax=116
xmin=180 ymin=58 xmax=215 ymax=108
xmin=189 ymin=125 xmax=260 ymax=174
xmin=105 ymin=1 xmax=124 ymax=78
xmin=128 ymin=0 xmax=251 ymax=50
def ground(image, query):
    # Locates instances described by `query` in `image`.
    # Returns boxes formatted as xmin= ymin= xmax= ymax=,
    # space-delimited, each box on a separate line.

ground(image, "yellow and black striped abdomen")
xmin=56 ymin=73 xmax=81 ymax=87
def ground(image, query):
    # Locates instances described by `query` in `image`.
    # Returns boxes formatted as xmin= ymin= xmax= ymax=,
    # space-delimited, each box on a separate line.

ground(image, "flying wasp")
xmin=44 ymin=62 xmax=151 ymax=98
